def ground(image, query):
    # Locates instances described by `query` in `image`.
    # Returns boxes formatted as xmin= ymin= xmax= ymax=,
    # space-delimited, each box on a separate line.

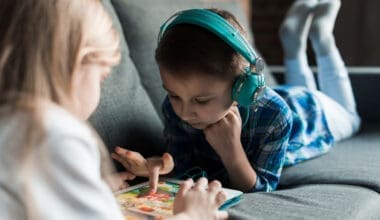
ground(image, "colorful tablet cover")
xmin=115 ymin=179 xmax=242 ymax=219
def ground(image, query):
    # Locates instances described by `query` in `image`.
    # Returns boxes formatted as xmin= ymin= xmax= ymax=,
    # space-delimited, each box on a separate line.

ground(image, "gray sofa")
xmin=90 ymin=0 xmax=380 ymax=219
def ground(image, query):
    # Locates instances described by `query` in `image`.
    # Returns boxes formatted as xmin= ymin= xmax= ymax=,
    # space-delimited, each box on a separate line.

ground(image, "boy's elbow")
xmin=248 ymin=174 xmax=279 ymax=193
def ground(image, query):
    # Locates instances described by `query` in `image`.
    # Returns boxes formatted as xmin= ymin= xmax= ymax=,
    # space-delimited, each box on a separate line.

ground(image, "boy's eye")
xmin=195 ymin=98 xmax=211 ymax=105
xmin=169 ymin=94 xmax=179 ymax=100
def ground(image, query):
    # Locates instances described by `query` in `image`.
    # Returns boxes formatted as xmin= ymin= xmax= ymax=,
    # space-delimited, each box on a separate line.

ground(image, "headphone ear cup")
xmin=232 ymin=74 xmax=263 ymax=107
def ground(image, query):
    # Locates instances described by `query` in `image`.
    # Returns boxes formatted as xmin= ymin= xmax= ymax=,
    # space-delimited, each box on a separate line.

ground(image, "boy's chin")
xmin=189 ymin=122 xmax=208 ymax=130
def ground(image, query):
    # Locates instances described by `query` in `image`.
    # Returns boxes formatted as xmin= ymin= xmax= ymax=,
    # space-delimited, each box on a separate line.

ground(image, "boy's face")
xmin=160 ymin=66 xmax=234 ymax=130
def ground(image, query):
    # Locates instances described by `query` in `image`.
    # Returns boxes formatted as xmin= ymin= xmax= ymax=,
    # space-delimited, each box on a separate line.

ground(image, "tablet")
xmin=115 ymin=179 xmax=242 ymax=218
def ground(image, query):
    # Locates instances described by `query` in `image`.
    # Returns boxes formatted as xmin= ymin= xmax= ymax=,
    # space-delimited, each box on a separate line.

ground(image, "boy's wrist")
xmin=222 ymin=151 xmax=257 ymax=192
xmin=219 ymin=142 xmax=244 ymax=162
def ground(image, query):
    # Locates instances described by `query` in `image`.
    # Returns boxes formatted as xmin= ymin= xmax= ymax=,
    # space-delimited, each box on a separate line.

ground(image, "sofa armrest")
xmin=269 ymin=66 xmax=380 ymax=124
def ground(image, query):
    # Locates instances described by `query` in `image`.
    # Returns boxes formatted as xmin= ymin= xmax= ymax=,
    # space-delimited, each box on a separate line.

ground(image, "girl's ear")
xmin=70 ymin=51 xmax=86 ymax=94
xmin=72 ymin=48 xmax=88 ymax=80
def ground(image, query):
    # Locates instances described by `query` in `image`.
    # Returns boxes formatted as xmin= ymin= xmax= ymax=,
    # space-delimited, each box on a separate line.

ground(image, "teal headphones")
xmin=158 ymin=8 xmax=266 ymax=109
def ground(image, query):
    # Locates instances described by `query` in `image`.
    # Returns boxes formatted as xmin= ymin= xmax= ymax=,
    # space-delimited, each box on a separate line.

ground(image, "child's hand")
xmin=203 ymin=106 xmax=243 ymax=160
xmin=145 ymin=154 xmax=174 ymax=193
xmin=172 ymin=178 xmax=228 ymax=220
xmin=103 ymin=171 xmax=136 ymax=192
xmin=111 ymin=147 xmax=174 ymax=192
xmin=111 ymin=147 xmax=148 ymax=176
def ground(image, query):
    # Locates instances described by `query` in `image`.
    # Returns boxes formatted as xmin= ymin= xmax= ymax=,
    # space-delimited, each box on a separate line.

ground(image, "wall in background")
xmin=250 ymin=0 xmax=380 ymax=66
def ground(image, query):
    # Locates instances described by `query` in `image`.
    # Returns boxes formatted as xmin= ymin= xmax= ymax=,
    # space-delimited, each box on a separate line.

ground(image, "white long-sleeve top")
xmin=0 ymin=104 xmax=124 ymax=220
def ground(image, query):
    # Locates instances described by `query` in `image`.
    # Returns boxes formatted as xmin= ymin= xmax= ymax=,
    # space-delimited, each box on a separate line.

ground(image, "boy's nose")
xmin=179 ymin=104 xmax=196 ymax=121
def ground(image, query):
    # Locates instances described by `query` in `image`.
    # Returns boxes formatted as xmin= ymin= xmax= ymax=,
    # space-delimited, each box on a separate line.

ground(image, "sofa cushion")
xmin=89 ymin=0 xmax=165 ymax=161
xmin=229 ymin=184 xmax=380 ymax=220
xmin=110 ymin=0 xmax=277 ymax=119
xmin=279 ymin=124 xmax=380 ymax=193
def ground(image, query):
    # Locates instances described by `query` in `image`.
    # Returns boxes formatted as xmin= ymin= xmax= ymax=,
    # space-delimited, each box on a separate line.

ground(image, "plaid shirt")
xmin=163 ymin=85 xmax=334 ymax=192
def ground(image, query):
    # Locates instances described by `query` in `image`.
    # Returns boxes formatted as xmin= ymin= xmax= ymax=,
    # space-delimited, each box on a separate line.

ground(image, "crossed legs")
xmin=280 ymin=0 xmax=360 ymax=141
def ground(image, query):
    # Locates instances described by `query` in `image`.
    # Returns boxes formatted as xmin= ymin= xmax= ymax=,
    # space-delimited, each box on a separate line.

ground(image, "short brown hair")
xmin=155 ymin=8 xmax=249 ymax=80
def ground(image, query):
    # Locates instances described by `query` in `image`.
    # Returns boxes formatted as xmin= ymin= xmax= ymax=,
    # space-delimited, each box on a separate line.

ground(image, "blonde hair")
xmin=0 ymin=0 xmax=120 ymax=218
xmin=0 ymin=0 xmax=120 ymax=107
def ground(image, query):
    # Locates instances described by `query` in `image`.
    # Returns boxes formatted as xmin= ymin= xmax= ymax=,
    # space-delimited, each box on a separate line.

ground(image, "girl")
xmin=0 ymin=0 xmax=227 ymax=219
xmin=113 ymin=0 xmax=360 ymax=193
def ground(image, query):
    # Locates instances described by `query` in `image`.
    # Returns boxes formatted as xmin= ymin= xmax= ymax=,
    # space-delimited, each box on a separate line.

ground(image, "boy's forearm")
xmin=220 ymin=144 xmax=257 ymax=192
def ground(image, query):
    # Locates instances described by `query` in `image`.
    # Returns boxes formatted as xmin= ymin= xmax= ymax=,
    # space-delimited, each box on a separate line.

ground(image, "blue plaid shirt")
xmin=163 ymin=85 xmax=334 ymax=192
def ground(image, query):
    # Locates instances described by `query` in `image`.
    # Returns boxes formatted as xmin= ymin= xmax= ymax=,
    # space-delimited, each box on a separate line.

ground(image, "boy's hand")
xmin=111 ymin=147 xmax=148 ymax=176
xmin=203 ymin=106 xmax=243 ymax=160
xmin=111 ymin=147 xmax=174 ymax=192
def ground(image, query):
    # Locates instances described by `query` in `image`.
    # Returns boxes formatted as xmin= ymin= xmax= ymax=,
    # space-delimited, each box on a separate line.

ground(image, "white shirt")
xmin=0 ymin=104 xmax=124 ymax=220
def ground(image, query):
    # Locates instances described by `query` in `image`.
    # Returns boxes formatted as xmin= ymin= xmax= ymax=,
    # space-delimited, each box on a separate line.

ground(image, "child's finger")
xmin=225 ymin=112 xmax=235 ymax=123
xmin=207 ymin=180 xmax=222 ymax=196
xmin=115 ymin=146 xmax=133 ymax=157
xmin=115 ymin=146 xmax=137 ymax=158
xmin=229 ymin=106 xmax=241 ymax=121
xmin=115 ymin=147 xmax=146 ymax=165
xmin=215 ymin=210 xmax=229 ymax=220
xmin=119 ymin=181 xmax=129 ymax=190
xmin=177 ymin=179 xmax=194 ymax=197
xmin=111 ymin=152 xmax=121 ymax=161
xmin=160 ymin=153 xmax=174 ymax=174
xmin=215 ymin=191 xmax=227 ymax=207
xmin=194 ymin=177 xmax=208 ymax=190
xmin=111 ymin=153 xmax=132 ymax=169
xmin=114 ymin=146 xmax=125 ymax=154
xmin=229 ymin=105 xmax=240 ymax=115
xmin=149 ymin=166 xmax=160 ymax=193
xmin=118 ymin=171 xmax=136 ymax=181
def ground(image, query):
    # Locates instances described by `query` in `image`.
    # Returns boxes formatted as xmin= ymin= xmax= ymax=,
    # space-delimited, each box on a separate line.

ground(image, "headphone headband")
xmin=158 ymin=9 xmax=264 ymax=72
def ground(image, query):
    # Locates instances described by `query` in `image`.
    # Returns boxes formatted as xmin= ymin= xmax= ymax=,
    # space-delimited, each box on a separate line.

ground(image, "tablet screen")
xmin=116 ymin=180 xmax=180 ymax=217
xmin=115 ymin=179 xmax=242 ymax=218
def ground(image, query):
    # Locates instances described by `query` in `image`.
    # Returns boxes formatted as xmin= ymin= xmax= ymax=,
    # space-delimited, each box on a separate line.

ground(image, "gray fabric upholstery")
xmin=89 ymin=0 xmax=165 ymax=159
xmin=279 ymin=124 xmax=380 ymax=193
xmin=110 ymin=0 xmax=277 ymax=119
xmin=229 ymin=125 xmax=380 ymax=220
xmin=229 ymin=184 xmax=380 ymax=220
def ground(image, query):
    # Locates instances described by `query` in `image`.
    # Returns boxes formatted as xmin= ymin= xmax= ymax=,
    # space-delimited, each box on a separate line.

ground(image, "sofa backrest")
xmin=89 ymin=0 xmax=165 ymax=159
